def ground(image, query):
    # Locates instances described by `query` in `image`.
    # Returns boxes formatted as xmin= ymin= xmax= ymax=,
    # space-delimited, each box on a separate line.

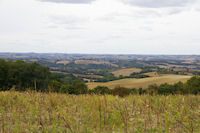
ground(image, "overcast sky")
xmin=0 ymin=0 xmax=200 ymax=54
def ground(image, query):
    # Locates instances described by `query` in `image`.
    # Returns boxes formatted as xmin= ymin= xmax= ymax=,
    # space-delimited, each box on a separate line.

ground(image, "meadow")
xmin=87 ymin=74 xmax=192 ymax=89
xmin=0 ymin=91 xmax=200 ymax=132
xmin=111 ymin=68 xmax=142 ymax=77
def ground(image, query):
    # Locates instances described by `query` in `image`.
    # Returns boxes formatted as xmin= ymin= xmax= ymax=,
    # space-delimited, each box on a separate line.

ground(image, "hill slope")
xmin=87 ymin=75 xmax=192 ymax=89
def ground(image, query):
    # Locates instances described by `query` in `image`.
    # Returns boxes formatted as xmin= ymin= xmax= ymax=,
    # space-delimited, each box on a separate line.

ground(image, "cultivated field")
xmin=0 ymin=91 xmax=199 ymax=132
xmin=87 ymin=75 xmax=192 ymax=89
xmin=56 ymin=60 xmax=71 ymax=65
xmin=111 ymin=68 xmax=142 ymax=77
xmin=142 ymin=72 xmax=159 ymax=77
xmin=74 ymin=60 xmax=118 ymax=67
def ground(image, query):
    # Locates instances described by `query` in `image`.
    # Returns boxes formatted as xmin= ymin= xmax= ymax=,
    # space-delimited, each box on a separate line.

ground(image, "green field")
xmin=87 ymin=75 xmax=192 ymax=89
xmin=0 ymin=91 xmax=199 ymax=132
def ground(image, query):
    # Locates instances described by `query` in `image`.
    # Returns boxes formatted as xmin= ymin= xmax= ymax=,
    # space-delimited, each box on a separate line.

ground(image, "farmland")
xmin=111 ymin=68 xmax=142 ymax=77
xmin=87 ymin=75 xmax=192 ymax=89
xmin=0 ymin=54 xmax=200 ymax=132
xmin=74 ymin=60 xmax=118 ymax=67
xmin=0 ymin=91 xmax=199 ymax=132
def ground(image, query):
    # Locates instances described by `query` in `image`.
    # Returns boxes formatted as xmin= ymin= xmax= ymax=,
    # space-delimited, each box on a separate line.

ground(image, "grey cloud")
xmin=196 ymin=8 xmax=200 ymax=12
xmin=134 ymin=10 xmax=161 ymax=18
xmin=49 ymin=15 xmax=89 ymax=25
xmin=139 ymin=26 xmax=152 ymax=31
xmin=39 ymin=0 xmax=95 ymax=4
xmin=48 ymin=15 xmax=89 ymax=30
xmin=122 ymin=0 xmax=196 ymax=8
xmin=98 ymin=10 xmax=161 ymax=23
xmin=167 ymin=8 xmax=184 ymax=15
xmin=97 ymin=12 xmax=123 ymax=22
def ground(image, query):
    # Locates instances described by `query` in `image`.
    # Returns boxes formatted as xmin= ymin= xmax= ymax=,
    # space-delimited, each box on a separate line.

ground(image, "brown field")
xmin=157 ymin=63 xmax=198 ymax=69
xmin=73 ymin=74 xmax=103 ymax=79
xmin=111 ymin=68 xmax=142 ymax=77
xmin=173 ymin=68 xmax=188 ymax=72
xmin=189 ymin=69 xmax=200 ymax=72
xmin=50 ymin=71 xmax=69 ymax=75
xmin=56 ymin=60 xmax=71 ymax=65
xmin=74 ymin=60 xmax=118 ymax=67
xmin=29 ymin=59 xmax=39 ymax=62
xmin=87 ymin=75 xmax=192 ymax=89
xmin=143 ymin=72 xmax=159 ymax=77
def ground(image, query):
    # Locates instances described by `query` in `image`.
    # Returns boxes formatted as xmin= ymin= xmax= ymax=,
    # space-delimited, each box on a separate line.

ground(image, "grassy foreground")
xmin=0 ymin=91 xmax=200 ymax=133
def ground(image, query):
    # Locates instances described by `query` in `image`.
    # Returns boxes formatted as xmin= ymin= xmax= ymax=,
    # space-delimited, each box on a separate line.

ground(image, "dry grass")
xmin=142 ymin=72 xmax=159 ymax=77
xmin=56 ymin=60 xmax=71 ymax=65
xmin=29 ymin=59 xmax=39 ymax=62
xmin=87 ymin=75 xmax=192 ymax=89
xmin=0 ymin=91 xmax=199 ymax=132
xmin=73 ymin=74 xmax=103 ymax=78
xmin=111 ymin=68 xmax=142 ymax=77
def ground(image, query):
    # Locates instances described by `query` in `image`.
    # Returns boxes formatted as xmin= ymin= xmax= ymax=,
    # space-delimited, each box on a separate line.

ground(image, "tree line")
xmin=0 ymin=59 xmax=200 ymax=96
xmin=0 ymin=59 xmax=85 ymax=93
xmin=90 ymin=77 xmax=200 ymax=97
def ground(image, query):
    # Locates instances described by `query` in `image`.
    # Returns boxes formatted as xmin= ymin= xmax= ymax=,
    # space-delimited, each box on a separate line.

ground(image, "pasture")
xmin=87 ymin=75 xmax=192 ymax=89
xmin=111 ymin=68 xmax=142 ymax=77
xmin=56 ymin=60 xmax=71 ymax=65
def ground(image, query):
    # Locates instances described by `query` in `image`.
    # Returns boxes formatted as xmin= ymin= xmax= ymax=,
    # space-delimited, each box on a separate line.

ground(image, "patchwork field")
xmin=74 ymin=60 xmax=118 ymax=67
xmin=73 ymin=74 xmax=103 ymax=78
xmin=111 ymin=68 xmax=142 ymax=77
xmin=0 ymin=91 xmax=199 ymax=132
xmin=56 ymin=60 xmax=71 ymax=65
xmin=142 ymin=72 xmax=159 ymax=77
xmin=87 ymin=75 xmax=192 ymax=89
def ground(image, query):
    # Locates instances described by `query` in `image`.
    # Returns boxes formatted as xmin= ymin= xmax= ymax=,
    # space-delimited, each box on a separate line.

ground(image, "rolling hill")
xmin=87 ymin=74 xmax=192 ymax=89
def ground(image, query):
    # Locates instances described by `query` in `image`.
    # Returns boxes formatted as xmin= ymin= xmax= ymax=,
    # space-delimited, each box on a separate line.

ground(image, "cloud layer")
xmin=0 ymin=0 xmax=200 ymax=54
xmin=39 ymin=0 xmax=95 ymax=4
xmin=122 ymin=0 xmax=196 ymax=8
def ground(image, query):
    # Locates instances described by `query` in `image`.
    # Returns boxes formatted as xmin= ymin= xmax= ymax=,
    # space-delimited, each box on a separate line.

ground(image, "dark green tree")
xmin=94 ymin=86 xmax=111 ymax=95
xmin=184 ymin=76 xmax=200 ymax=94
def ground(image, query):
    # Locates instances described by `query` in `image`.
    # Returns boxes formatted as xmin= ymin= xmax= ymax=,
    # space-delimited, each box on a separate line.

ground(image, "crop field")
xmin=142 ymin=72 xmax=159 ymax=77
xmin=0 ymin=91 xmax=199 ymax=132
xmin=87 ymin=75 xmax=192 ymax=89
xmin=56 ymin=60 xmax=70 ymax=65
xmin=111 ymin=68 xmax=142 ymax=77
xmin=74 ymin=60 xmax=118 ymax=67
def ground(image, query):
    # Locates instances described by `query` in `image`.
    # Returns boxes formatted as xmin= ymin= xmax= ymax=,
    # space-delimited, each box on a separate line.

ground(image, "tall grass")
xmin=0 ymin=91 xmax=200 ymax=132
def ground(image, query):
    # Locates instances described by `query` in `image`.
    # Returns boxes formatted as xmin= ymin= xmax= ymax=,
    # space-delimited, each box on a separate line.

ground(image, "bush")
xmin=70 ymin=80 xmax=88 ymax=95
xmin=158 ymin=83 xmax=175 ymax=95
xmin=148 ymin=84 xmax=159 ymax=95
xmin=112 ymin=86 xmax=130 ymax=97
xmin=93 ymin=86 xmax=111 ymax=95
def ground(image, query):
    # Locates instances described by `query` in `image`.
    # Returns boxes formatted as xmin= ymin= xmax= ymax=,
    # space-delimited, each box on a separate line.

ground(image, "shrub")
xmin=112 ymin=86 xmax=130 ymax=97
xmin=93 ymin=86 xmax=111 ymax=95
xmin=148 ymin=84 xmax=159 ymax=95
xmin=70 ymin=80 xmax=88 ymax=95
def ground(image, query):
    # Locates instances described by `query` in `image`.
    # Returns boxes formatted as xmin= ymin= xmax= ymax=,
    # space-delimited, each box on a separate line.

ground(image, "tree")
xmin=184 ymin=76 xmax=200 ymax=94
xmin=70 ymin=80 xmax=88 ymax=94
xmin=158 ymin=83 xmax=175 ymax=95
xmin=112 ymin=86 xmax=130 ymax=97
xmin=94 ymin=86 xmax=111 ymax=95
xmin=0 ymin=59 xmax=50 ymax=91
xmin=148 ymin=84 xmax=159 ymax=95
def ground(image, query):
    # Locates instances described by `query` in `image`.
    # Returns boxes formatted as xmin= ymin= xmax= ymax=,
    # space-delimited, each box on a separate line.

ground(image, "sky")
xmin=0 ymin=0 xmax=200 ymax=54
